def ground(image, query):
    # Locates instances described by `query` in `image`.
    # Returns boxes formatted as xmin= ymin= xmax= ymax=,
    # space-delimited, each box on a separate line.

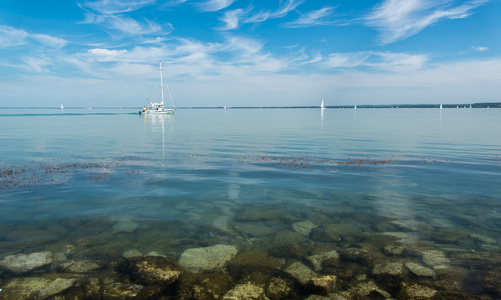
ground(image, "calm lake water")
xmin=0 ymin=108 xmax=500 ymax=298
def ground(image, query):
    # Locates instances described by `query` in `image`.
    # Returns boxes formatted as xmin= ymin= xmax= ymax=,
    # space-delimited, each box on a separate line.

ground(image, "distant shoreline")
xmin=1 ymin=102 xmax=500 ymax=110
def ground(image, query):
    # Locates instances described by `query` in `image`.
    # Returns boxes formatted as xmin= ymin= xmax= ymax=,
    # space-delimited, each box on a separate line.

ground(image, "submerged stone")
xmin=309 ymin=275 xmax=337 ymax=295
xmin=58 ymin=259 xmax=104 ymax=273
xmin=223 ymin=282 xmax=268 ymax=300
xmin=227 ymin=248 xmax=281 ymax=277
xmin=119 ymin=256 xmax=182 ymax=285
xmin=405 ymin=262 xmax=436 ymax=279
xmin=178 ymin=244 xmax=238 ymax=273
xmin=102 ymin=282 xmax=144 ymax=298
xmin=266 ymin=277 xmax=297 ymax=300
xmin=401 ymin=282 xmax=437 ymax=299
xmin=307 ymin=250 xmax=340 ymax=272
xmin=176 ymin=272 xmax=234 ymax=300
xmin=112 ymin=219 xmax=139 ymax=233
xmin=371 ymin=262 xmax=403 ymax=277
xmin=2 ymin=275 xmax=77 ymax=299
xmin=269 ymin=243 xmax=308 ymax=260
xmin=0 ymin=251 xmax=53 ymax=274
xmin=292 ymin=220 xmax=318 ymax=236
xmin=285 ymin=261 xmax=317 ymax=285
xmin=422 ymin=250 xmax=450 ymax=269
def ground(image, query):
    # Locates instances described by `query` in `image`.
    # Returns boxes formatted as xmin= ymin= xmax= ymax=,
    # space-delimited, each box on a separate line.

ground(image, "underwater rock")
xmin=309 ymin=275 xmax=337 ymax=295
xmin=272 ymin=230 xmax=307 ymax=245
xmin=227 ymin=248 xmax=282 ymax=278
xmin=401 ymin=282 xmax=437 ymax=299
xmin=119 ymin=256 xmax=182 ymax=285
xmin=122 ymin=249 xmax=142 ymax=258
xmin=340 ymin=248 xmax=373 ymax=265
xmin=383 ymin=244 xmax=406 ymax=256
xmin=470 ymin=233 xmax=497 ymax=244
xmin=269 ymin=243 xmax=308 ymax=260
xmin=285 ymin=261 xmax=317 ymax=285
xmin=233 ymin=222 xmax=277 ymax=237
xmin=102 ymin=282 xmax=144 ymax=298
xmin=349 ymin=280 xmax=391 ymax=298
xmin=223 ymin=282 xmax=268 ymax=300
xmin=307 ymin=250 xmax=340 ymax=272
xmin=405 ymin=262 xmax=436 ymax=279
xmin=0 ymin=251 xmax=53 ymax=274
xmin=421 ymin=250 xmax=450 ymax=269
xmin=178 ymin=244 xmax=238 ymax=273
xmin=371 ymin=262 xmax=403 ymax=277
xmin=266 ymin=277 xmax=297 ymax=300
xmin=112 ymin=219 xmax=139 ymax=233
xmin=292 ymin=220 xmax=318 ymax=236
xmin=1 ymin=275 xmax=77 ymax=299
xmin=309 ymin=228 xmax=340 ymax=243
xmin=213 ymin=215 xmax=239 ymax=236
xmin=57 ymin=259 xmax=104 ymax=273
xmin=176 ymin=272 xmax=234 ymax=300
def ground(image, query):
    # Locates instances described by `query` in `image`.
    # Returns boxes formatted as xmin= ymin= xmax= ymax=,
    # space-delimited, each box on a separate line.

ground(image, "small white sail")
xmin=440 ymin=103 xmax=443 ymax=110
xmin=320 ymin=99 xmax=325 ymax=109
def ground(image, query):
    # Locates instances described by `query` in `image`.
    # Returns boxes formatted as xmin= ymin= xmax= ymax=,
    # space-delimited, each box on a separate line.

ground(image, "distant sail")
xmin=320 ymin=99 xmax=325 ymax=109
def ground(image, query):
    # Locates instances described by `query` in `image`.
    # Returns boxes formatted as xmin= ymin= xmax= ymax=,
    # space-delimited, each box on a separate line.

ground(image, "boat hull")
xmin=139 ymin=109 xmax=175 ymax=115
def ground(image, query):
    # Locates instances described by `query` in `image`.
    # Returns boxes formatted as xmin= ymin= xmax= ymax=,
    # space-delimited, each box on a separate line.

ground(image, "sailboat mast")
xmin=160 ymin=61 xmax=164 ymax=106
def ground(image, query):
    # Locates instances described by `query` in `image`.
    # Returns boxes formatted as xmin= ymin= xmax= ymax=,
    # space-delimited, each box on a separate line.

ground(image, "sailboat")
xmin=60 ymin=104 xmax=64 ymax=109
xmin=440 ymin=103 xmax=443 ymax=110
xmin=140 ymin=61 xmax=175 ymax=115
xmin=320 ymin=99 xmax=325 ymax=110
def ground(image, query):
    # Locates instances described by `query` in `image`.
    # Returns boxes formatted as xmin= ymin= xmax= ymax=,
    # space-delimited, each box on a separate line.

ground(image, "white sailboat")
xmin=60 ymin=104 xmax=64 ymax=109
xmin=320 ymin=99 xmax=325 ymax=110
xmin=440 ymin=103 xmax=443 ymax=110
xmin=140 ymin=61 xmax=175 ymax=115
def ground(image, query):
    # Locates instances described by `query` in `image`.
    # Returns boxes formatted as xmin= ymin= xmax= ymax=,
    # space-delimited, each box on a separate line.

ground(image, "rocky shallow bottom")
xmin=0 ymin=202 xmax=500 ymax=299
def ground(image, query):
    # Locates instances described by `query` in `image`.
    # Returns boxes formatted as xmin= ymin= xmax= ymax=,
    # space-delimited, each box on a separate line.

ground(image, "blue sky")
xmin=0 ymin=0 xmax=499 ymax=107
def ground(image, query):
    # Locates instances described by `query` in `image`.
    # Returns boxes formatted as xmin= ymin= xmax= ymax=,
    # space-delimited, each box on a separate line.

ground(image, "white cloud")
xmin=0 ymin=25 xmax=29 ymax=48
xmin=219 ymin=9 xmax=245 ymax=30
xmin=195 ymin=0 xmax=236 ymax=12
xmin=82 ymin=0 xmax=155 ymax=15
xmin=284 ymin=7 xmax=337 ymax=28
xmin=78 ymin=0 xmax=167 ymax=36
xmin=365 ymin=0 xmax=490 ymax=44
xmin=31 ymin=34 xmax=68 ymax=50
xmin=472 ymin=46 xmax=489 ymax=52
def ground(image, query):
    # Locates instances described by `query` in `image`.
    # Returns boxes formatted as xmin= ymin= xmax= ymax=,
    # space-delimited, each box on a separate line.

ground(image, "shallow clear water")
xmin=1 ymin=108 xmax=500 ymax=298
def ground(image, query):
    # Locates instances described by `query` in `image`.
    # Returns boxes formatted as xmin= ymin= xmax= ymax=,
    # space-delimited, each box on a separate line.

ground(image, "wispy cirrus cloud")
xmin=217 ymin=0 xmax=305 ymax=30
xmin=195 ymin=0 xmax=236 ymax=12
xmin=78 ymin=0 xmax=169 ymax=37
xmin=365 ymin=0 xmax=490 ymax=45
xmin=0 ymin=25 xmax=29 ymax=48
xmin=283 ymin=7 xmax=338 ymax=28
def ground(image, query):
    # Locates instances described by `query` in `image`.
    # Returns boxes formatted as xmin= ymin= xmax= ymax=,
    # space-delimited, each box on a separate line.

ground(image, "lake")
xmin=0 ymin=108 xmax=500 ymax=299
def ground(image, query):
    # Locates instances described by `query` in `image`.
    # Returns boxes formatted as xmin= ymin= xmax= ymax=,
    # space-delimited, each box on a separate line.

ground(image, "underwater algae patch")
xmin=0 ymin=158 xmax=144 ymax=189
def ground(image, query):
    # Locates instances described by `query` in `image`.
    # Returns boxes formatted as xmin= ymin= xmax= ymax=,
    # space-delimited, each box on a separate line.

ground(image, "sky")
xmin=0 ymin=0 xmax=500 ymax=107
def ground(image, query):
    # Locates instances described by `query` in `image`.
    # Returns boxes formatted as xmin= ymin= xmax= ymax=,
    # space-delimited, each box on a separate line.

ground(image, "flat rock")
xmin=372 ymin=262 xmax=403 ymax=277
xmin=227 ymin=248 xmax=281 ymax=276
xmin=178 ymin=244 xmax=238 ymax=273
xmin=233 ymin=222 xmax=276 ymax=237
xmin=2 ymin=276 xmax=77 ymax=299
xmin=120 ymin=256 xmax=182 ymax=285
xmin=112 ymin=219 xmax=139 ymax=233
xmin=292 ymin=220 xmax=318 ymax=236
xmin=422 ymin=250 xmax=450 ymax=269
xmin=122 ymin=249 xmax=142 ymax=258
xmin=285 ymin=261 xmax=317 ymax=285
xmin=349 ymin=281 xmax=391 ymax=298
xmin=309 ymin=275 xmax=337 ymax=295
xmin=0 ymin=251 xmax=53 ymax=274
xmin=401 ymin=283 xmax=437 ymax=299
xmin=223 ymin=283 xmax=268 ymax=300
xmin=272 ymin=230 xmax=307 ymax=245
xmin=405 ymin=262 xmax=436 ymax=279
xmin=58 ymin=260 xmax=103 ymax=273
xmin=307 ymin=250 xmax=340 ymax=272
xmin=470 ymin=233 xmax=496 ymax=244
xmin=102 ymin=282 xmax=144 ymax=299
